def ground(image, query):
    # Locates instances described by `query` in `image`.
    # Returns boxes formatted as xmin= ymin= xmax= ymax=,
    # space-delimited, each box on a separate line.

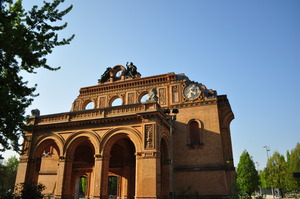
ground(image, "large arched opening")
xmin=64 ymin=137 xmax=95 ymax=199
xmin=102 ymin=136 xmax=136 ymax=199
xmin=30 ymin=139 xmax=60 ymax=196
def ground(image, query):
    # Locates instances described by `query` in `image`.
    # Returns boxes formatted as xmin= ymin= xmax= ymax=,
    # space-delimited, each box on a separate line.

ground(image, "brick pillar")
xmin=91 ymin=154 xmax=103 ymax=199
xmin=14 ymin=156 xmax=29 ymax=196
xmin=62 ymin=155 xmax=74 ymax=199
xmin=135 ymin=152 xmax=160 ymax=199
xmin=100 ymin=154 xmax=110 ymax=199
xmin=54 ymin=156 xmax=66 ymax=199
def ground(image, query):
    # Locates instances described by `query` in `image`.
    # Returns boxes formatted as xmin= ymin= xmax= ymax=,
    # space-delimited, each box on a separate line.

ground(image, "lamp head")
xmin=172 ymin=109 xmax=179 ymax=114
xmin=163 ymin=109 xmax=170 ymax=114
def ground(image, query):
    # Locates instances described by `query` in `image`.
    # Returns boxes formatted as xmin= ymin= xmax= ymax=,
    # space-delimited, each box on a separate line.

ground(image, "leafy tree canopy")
xmin=286 ymin=143 xmax=300 ymax=191
xmin=267 ymin=151 xmax=287 ymax=189
xmin=0 ymin=156 xmax=19 ymax=196
xmin=236 ymin=150 xmax=260 ymax=196
xmin=0 ymin=0 xmax=74 ymax=152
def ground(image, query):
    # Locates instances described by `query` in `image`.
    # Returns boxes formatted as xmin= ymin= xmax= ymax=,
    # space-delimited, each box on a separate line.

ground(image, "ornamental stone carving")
xmin=145 ymin=124 xmax=155 ymax=149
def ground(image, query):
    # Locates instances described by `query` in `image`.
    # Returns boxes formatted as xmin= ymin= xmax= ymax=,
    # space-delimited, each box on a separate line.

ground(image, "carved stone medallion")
xmin=184 ymin=84 xmax=201 ymax=100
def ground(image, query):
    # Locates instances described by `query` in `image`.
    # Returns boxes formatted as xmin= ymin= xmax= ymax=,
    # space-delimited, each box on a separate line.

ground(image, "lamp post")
xmin=264 ymin=146 xmax=274 ymax=198
xmin=164 ymin=108 xmax=179 ymax=199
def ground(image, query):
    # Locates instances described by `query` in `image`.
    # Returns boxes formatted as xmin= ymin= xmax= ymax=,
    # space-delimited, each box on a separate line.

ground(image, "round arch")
xmin=100 ymin=127 xmax=142 ymax=155
xmin=82 ymin=99 xmax=96 ymax=110
xmin=32 ymin=133 xmax=65 ymax=158
xmin=64 ymin=130 xmax=101 ymax=156
xmin=100 ymin=127 xmax=139 ymax=199
xmin=138 ymin=91 xmax=149 ymax=103
xmin=109 ymin=95 xmax=124 ymax=106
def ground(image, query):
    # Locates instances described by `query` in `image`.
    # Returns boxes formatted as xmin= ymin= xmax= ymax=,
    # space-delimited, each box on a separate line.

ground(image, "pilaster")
xmin=54 ymin=156 xmax=66 ymax=198
xmin=135 ymin=152 xmax=160 ymax=199
xmin=91 ymin=154 xmax=103 ymax=199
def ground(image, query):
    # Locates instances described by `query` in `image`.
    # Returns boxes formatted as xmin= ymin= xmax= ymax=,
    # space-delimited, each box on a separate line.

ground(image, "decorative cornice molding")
xmin=26 ymin=102 xmax=170 ymax=130
xmin=79 ymin=73 xmax=178 ymax=96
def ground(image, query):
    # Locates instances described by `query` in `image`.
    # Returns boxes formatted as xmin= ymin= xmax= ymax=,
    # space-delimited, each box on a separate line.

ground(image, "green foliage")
xmin=285 ymin=143 xmax=300 ymax=191
xmin=81 ymin=177 xmax=87 ymax=194
xmin=259 ymin=169 xmax=270 ymax=189
xmin=108 ymin=176 xmax=118 ymax=196
xmin=267 ymin=151 xmax=287 ymax=189
xmin=236 ymin=150 xmax=260 ymax=196
xmin=0 ymin=0 xmax=74 ymax=152
xmin=15 ymin=182 xmax=46 ymax=199
xmin=0 ymin=156 xmax=19 ymax=197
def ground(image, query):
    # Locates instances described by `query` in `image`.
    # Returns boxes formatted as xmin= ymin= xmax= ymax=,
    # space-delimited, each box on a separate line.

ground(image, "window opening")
xmin=111 ymin=98 xmax=122 ymax=106
xmin=190 ymin=121 xmax=200 ymax=145
xmin=78 ymin=176 xmax=87 ymax=199
xmin=140 ymin=94 xmax=148 ymax=103
xmin=108 ymin=176 xmax=118 ymax=198
xmin=85 ymin=101 xmax=94 ymax=110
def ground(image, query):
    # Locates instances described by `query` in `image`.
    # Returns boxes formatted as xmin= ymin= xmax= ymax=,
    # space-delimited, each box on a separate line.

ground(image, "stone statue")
xmin=146 ymin=88 xmax=158 ymax=102
xmin=31 ymin=109 xmax=40 ymax=117
xmin=99 ymin=67 xmax=112 ymax=83
xmin=125 ymin=62 xmax=137 ymax=78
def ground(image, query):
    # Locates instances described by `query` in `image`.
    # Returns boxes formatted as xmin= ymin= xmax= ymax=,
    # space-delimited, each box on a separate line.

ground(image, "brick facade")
xmin=15 ymin=64 xmax=236 ymax=199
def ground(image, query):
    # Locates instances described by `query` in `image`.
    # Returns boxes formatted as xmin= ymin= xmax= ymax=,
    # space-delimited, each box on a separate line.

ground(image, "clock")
xmin=184 ymin=84 xmax=201 ymax=100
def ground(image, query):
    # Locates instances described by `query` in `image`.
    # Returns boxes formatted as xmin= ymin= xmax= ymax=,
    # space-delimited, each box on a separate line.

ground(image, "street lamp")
xmin=263 ymin=146 xmax=274 ymax=198
xmin=163 ymin=108 xmax=179 ymax=199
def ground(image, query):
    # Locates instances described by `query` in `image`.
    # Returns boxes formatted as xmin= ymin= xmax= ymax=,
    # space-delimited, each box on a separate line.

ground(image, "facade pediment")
xmin=71 ymin=64 xmax=218 ymax=112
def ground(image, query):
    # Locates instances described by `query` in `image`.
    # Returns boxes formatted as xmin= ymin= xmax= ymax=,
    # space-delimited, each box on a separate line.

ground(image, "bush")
xmin=15 ymin=182 xmax=46 ymax=199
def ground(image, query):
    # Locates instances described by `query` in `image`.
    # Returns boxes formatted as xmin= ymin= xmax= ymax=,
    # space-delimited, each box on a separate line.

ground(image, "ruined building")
xmin=15 ymin=63 xmax=236 ymax=199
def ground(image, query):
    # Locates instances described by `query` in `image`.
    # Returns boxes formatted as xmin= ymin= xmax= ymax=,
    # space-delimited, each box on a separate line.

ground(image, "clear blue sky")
xmin=4 ymin=0 xmax=300 ymax=169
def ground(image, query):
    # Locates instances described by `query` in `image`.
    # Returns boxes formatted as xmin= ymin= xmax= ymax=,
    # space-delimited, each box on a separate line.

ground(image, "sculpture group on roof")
xmin=99 ymin=62 xmax=140 ymax=83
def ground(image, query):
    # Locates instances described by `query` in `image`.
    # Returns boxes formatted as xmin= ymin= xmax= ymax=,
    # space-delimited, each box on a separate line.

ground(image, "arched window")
xmin=85 ymin=101 xmax=95 ymax=110
xmin=189 ymin=120 xmax=201 ymax=145
xmin=140 ymin=93 xmax=148 ymax=103
xmin=111 ymin=97 xmax=122 ymax=106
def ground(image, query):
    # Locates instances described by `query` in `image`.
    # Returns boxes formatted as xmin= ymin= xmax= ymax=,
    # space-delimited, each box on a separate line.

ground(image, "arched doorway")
xmin=64 ymin=137 xmax=95 ymax=199
xmin=103 ymin=137 xmax=136 ymax=199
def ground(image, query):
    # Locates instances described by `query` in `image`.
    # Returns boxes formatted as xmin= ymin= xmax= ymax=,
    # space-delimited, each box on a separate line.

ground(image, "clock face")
xmin=184 ymin=84 xmax=201 ymax=100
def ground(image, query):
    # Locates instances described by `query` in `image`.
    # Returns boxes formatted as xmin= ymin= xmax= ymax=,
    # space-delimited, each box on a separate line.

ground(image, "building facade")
xmin=15 ymin=64 xmax=236 ymax=199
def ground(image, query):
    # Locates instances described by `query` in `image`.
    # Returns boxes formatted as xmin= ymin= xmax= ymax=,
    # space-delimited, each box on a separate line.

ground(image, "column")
xmin=91 ymin=154 xmax=103 ymax=199
xmin=135 ymin=152 xmax=160 ymax=199
xmin=55 ymin=156 xmax=66 ymax=199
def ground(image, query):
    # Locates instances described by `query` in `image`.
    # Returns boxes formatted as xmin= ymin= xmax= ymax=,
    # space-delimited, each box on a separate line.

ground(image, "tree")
xmin=15 ymin=182 xmax=46 ymax=199
xmin=0 ymin=0 xmax=74 ymax=152
xmin=236 ymin=150 xmax=260 ymax=196
xmin=267 ymin=151 xmax=287 ymax=190
xmin=260 ymin=168 xmax=270 ymax=189
xmin=285 ymin=143 xmax=300 ymax=191
xmin=0 ymin=156 xmax=19 ymax=197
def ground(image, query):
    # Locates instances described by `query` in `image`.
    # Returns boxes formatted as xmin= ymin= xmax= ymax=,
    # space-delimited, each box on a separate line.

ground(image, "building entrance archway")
xmin=102 ymin=137 xmax=136 ymax=199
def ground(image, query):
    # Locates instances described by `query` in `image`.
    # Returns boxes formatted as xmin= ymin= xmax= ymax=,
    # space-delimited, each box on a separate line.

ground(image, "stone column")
xmin=54 ymin=156 xmax=66 ymax=199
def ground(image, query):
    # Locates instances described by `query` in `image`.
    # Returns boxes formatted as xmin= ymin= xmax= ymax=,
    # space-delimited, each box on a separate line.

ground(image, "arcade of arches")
xmin=15 ymin=64 xmax=236 ymax=199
